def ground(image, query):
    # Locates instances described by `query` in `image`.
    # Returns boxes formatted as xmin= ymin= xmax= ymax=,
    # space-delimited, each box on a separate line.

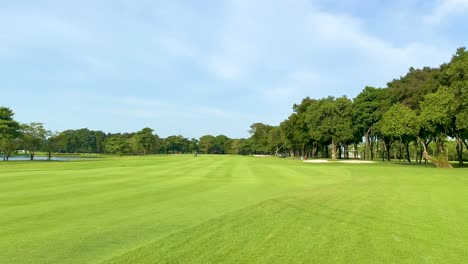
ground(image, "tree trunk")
xmin=331 ymin=140 xmax=337 ymax=160
xmin=364 ymin=131 xmax=370 ymax=160
xmin=421 ymin=139 xmax=430 ymax=161
xmin=381 ymin=142 xmax=387 ymax=161
xmin=437 ymin=137 xmax=445 ymax=155
xmin=399 ymin=141 xmax=403 ymax=161
xmin=419 ymin=140 xmax=425 ymax=164
xmin=386 ymin=142 xmax=391 ymax=162
xmin=405 ymin=142 xmax=411 ymax=163
xmin=48 ymin=151 xmax=52 ymax=161
xmin=324 ymin=144 xmax=329 ymax=158
xmin=414 ymin=141 xmax=418 ymax=163
xmin=30 ymin=152 xmax=34 ymax=161
xmin=456 ymin=138 xmax=464 ymax=166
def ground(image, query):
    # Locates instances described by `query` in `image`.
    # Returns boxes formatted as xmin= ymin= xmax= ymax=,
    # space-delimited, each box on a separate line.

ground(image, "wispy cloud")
xmin=423 ymin=0 xmax=468 ymax=24
xmin=261 ymin=69 xmax=325 ymax=103
xmin=0 ymin=11 xmax=90 ymax=54
xmin=99 ymin=96 xmax=247 ymax=121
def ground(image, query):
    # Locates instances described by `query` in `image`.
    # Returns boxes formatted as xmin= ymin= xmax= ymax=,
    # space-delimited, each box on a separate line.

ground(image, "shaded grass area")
xmin=1 ymin=155 xmax=467 ymax=263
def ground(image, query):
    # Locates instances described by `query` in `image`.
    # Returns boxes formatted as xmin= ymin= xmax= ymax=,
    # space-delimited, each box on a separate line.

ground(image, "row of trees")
xmin=247 ymin=48 xmax=468 ymax=166
xmin=2 ymin=48 xmax=467 ymax=166
xmin=0 ymin=110 xmax=258 ymax=159
xmin=0 ymin=108 xmax=53 ymax=161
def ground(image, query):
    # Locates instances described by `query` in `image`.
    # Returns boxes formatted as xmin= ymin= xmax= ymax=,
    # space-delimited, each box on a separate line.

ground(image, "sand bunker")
xmin=303 ymin=159 xmax=329 ymax=163
xmin=303 ymin=159 xmax=376 ymax=164
xmin=338 ymin=160 xmax=376 ymax=164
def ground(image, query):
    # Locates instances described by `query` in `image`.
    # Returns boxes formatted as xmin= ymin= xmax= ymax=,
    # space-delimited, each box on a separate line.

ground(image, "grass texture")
xmin=1 ymin=155 xmax=467 ymax=263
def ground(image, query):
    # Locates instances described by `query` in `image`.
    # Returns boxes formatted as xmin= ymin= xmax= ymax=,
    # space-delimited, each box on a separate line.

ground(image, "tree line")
xmin=1 ymin=48 xmax=467 ymax=166
xmin=0 ymin=118 xmax=257 ymax=160
xmin=248 ymin=48 xmax=468 ymax=166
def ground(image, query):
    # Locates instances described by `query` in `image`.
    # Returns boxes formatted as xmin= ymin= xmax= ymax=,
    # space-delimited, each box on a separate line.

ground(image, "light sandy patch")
xmin=303 ymin=159 xmax=329 ymax=163
xmin=337 ymin=160 xmax=376 ymax=164
xmin=303 ymin=159 xmax=376 ymax=164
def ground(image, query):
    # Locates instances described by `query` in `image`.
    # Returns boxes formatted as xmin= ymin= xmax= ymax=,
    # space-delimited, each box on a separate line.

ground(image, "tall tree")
xmin=442 ymin=47 xmax=468 ymax=166
xmin=380 ymin=104 xmax=419 ymax=163
xmin=388 ymin=66 xmax=442 ymax=111
xmin=267 ymin=126 xmax=284 ymax=156
xmin=306 ymin=97 xmax=354 ymax=159
xmin=420 ymin=88 xmax=456 ymax=156
xmin=353 ymin=87 xmax=390 ymax=160
xmin=0 ymin=107 xmax=20 ymax=161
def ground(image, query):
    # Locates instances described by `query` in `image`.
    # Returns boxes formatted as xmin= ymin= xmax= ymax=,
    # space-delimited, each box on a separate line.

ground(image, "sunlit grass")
xmin=1 ymin=155 xmax=467 ymax=263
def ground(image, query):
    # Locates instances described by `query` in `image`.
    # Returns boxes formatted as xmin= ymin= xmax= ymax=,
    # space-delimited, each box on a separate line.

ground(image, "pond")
xmin=1 ymin=156 xmax=80 ymax=161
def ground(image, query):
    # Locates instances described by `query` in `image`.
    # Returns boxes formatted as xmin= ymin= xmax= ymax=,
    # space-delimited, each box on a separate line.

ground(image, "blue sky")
xmin=1 ymin=0 xmax=467 ymax=138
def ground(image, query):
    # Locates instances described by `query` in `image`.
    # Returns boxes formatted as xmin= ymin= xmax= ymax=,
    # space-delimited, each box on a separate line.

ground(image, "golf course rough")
xmin=1 ymin=155 xmax=467 ymax=263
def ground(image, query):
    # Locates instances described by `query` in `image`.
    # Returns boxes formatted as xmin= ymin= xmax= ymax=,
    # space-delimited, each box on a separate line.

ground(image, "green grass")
xmin=1 ymin=155 xmax=467 ymax=263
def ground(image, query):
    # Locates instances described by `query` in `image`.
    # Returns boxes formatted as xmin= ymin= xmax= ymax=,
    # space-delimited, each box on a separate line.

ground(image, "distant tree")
xmin=388 ymin=66 xmax=442 ymax=111
xmin=165 ymin=135 xmax=189 ymax=154
xmin=214 ymin=135 xmax=230 ymax=154
xmin=420 ymin=88 xmax=456 ymax=154
xmin=105 ymin=136 xmax=130 ymax=156
xmin=280 ymin=114 xmax=309 ymax=157
xmin=249 ymin=123 xmax=273 ymax=154
xmin=199 ymin=135 xmax=215 ymax=154
xmin=352 ymin=87 xmax=390 ymax=160
xmin=267 ymin=126 xmax=284 ymax=156
xmin=0 ymin=138 xmax=19 ymax=161
xmin=306 ymin=97 xmax=354 ymax=159
xmin=239 ymin=138 xmax=254 ymax=155
xmin=228 ymin=139 xmax=242 ymax=154
xmin=154 ymin=134 xmax=164 ymax=154
xmin=0 ymin=107 xmax=21 ymax=160
xmin=131 ymin=128 xmax=156 ymax=155
xmin=380 ymin=104 xmax=419 ymax=163
xmin=43 ymin=131 xmax=60 ymax=161
xmin=21 ymin=122 xmax=47 ymax=160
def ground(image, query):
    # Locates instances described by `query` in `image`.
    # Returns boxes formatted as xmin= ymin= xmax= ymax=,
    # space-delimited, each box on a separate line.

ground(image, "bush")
xmin=429 ymin=154 xmax=453 ymax=168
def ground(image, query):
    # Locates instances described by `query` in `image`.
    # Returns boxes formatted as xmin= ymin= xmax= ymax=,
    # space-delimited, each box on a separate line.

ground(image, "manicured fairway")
xmin=1 ymin=155 xmax=467 ymax=263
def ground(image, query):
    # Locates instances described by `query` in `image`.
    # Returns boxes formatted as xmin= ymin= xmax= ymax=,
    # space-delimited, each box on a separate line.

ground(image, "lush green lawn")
xmin=1 ymin=155 xmax=467 ymax=263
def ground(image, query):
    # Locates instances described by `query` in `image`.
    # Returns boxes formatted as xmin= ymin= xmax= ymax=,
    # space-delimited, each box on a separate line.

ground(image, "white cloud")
xmin=153 ymin=0 xmax=450 ymax=86
xmin=100 ymin=96 xmax=246 ymax=120
xmin=423 ymin=0 xmax=468 ymax=24
xmin=307 ymin=9 xmax=446 ymax=67
xmin=262 ymin=69 xmax=325 ymax=103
